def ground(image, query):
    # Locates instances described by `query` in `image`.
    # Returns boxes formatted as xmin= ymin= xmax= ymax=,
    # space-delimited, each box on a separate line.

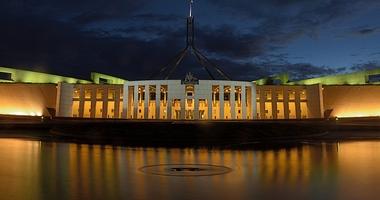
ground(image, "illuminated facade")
xmin=122 ymin=80 xmax=256 ymax=120
xmin=1 ymin=66 xmax=380 ymax=119
xmin=1 ymin=1 xmax=380 ymax=120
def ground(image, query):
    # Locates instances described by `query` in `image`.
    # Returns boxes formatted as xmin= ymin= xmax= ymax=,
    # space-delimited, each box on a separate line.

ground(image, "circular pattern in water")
xmin=139 ymin=164 xmax=232 ymax=177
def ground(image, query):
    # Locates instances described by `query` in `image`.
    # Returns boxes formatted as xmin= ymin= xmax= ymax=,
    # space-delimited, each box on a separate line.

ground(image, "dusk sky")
xmin=0 ymin=0 xmax=380 ymax=80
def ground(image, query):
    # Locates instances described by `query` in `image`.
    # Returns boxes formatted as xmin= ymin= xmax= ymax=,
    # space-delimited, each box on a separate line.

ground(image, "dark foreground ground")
xmin=0 ymin=115 xmax=380 ymax=147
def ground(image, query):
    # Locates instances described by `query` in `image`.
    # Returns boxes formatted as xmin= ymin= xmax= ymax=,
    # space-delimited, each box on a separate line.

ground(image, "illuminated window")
xmin=108 ymin=89 xmax=115 ymax=100
xmin=276 ymin=91 xmax=283 ymax=100
xmin=73 ymin=89 xmax=80 ymax=99
xmin=256 ymin=90 xmax=260 ymax=101
xmin=289 ymin=91 xmax=295 ymax=100
xmin=300 ymin=90 xmax=307 ymax=100
xmin=265 ymin=91 xmax=272 ymax=101
xmin=85 ymin=89 xmax=92 ymax=99
xmin=96 ymin=89 xmax=103 ymax=99
xmin=186 ymin=85 xmax=194 ymax=97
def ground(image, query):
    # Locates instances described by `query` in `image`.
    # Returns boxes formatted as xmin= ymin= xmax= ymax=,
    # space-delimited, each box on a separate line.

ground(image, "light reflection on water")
xmin=0 ymin=139 xmax=379 ymax=200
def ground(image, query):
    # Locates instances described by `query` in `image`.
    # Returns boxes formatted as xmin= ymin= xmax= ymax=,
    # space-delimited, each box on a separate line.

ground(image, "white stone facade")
xmin=122 ymin=80 xmax=257 ymax=120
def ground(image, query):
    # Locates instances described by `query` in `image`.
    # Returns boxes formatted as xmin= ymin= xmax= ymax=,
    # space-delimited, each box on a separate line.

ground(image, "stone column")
xmin=271 ymin=89 xmax=278 ymax=119
xmin=260 ymin=88 xmax=266 ymax=119
xmin=295 ymin=90 xmax=301 ymax=119
xmin=78 ymin=87 xmax=85 ymax=118
xmin=155 ymin=85 xmax=161 ymax=119
xmin=180 ymin=99 xmax=186 ymax=120
xmin=122 ymin=85 xmax=129 ymax=119
xmin=230 ymin=85 xmax=236 ymax=119
xmin=284 ymin=89 xmax=290 ymax=119
xmin=250 ymin=84 xmax=256 ymax=119
xmin=194 ymin=98 xmax=199 ymax=120
xmin=219 ymin=85 xmax=224 ymax=119
xmin=144 ymin=85 xmax=149 ymax=119
xmin=208 ymin=86 xmax=213 ymax=120
xmin=90 ymin=87 xmax=96 ymax=118
xmin=207 ymin=94 xmax=213 ymax=120
xmin=242 ymin=86 xmax=247 ymax=119
xmin=167 ymin=97 xmax=172 ymax=120
xmin=102 ymin=88 xmax=108 ymax=118
xmin=114 ymin=88 xmax=121 ymax=118
xmin=133 ymin=85 xmax=138 ymax=119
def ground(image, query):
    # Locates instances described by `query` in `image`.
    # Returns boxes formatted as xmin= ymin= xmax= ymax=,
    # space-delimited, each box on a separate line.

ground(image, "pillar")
xmin=122 ymin=85 xmax=129 ymax=119
xmin=167 ymin=97 xmax=172 ymax=120
xmin=155 ymin=85 xmax=160 ymax=119
xmin=295 ymin=90 xmax=301 ymax=119
xmin=133 ymin=85 xmax=138 ymax=119
xmin=242 ymin=86 xmax=247 ymax=119
xmin=180 ymin=99 xmax=186 ymax=120
xmin=250 ymin=84 xmax=256 ymax=119
xmin=260 ymin=88 xmax=266 ymax=119
xmin=271 ymin=89 xmax=278 ymax=119
xmin=208 ymin=89 xmax=213 ymax=120
xmin=284 ymin=89 xmax=289 ymax=119
xmin=90 ymin=88 xmax=96 ymax=118
xmin=231 ymin=85 xmax=236 ymax=119
xmin=219 ymin=85 xmax=224 ymax=119
xmin=78 ymin=87 xmax=85 ymax=118
xmin=194 ymin=98 xmax=199 ymax=120
xmin=102 ymin=88 xmax=108 ymax=118
xmin=114 ymin=88 xmax=121 ymax=118
xmin=144 ymin=85 xmax=149 ymax=119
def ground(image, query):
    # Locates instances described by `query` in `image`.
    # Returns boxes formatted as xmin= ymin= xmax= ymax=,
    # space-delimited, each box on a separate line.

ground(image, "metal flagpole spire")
xmin=189 ymin=0 xmax=194 ymax=17
xmin=149 ymin=0 xmax=231 ymax=80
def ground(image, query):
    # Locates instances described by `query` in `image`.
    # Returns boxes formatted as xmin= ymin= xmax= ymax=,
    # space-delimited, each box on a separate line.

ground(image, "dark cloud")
xmin=351 ymin=61 xmax=380 ymax=71
xmin=131 ymin=14 xmax=183 ymax=22
xmin=196 ymin=25 xmax=267 ymax=59
xmin=0 ymin=0 xmax=378 ymax=81
xmin=351 ymin=26 xmax=380 ymax=35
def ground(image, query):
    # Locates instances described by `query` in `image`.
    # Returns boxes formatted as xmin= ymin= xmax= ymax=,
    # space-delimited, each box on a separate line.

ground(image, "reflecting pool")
xmin=0 ymin=139 xmax=379 ymax=200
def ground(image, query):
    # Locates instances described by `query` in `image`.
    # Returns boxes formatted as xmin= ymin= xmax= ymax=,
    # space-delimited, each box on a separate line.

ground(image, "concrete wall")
xmin=0 ymin=83 xmax=57 ymax=116
xmin=323 ymin=85 xmax=380 ymax=118
xmin=306 ymin=84 xmax=324 ymax=118
xmin=56 ymin=83 xmax=74 ymax=117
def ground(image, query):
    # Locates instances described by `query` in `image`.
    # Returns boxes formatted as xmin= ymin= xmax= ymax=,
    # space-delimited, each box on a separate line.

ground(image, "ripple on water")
xmin=139 ymin=164 xmax=232 ymax=177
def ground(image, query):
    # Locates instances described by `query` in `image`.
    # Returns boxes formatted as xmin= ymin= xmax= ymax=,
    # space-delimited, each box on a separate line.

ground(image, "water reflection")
xmin=0 ymin=139 xmax=379 ymax=199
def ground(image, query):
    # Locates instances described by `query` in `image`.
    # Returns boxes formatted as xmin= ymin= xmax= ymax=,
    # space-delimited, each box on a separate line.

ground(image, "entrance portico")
xmin=122 ymin=80 xmax=256 ymax=120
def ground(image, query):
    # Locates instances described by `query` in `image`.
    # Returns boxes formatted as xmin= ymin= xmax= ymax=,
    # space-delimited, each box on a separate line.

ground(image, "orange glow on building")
xmin=0 ymin=84 xmax=56 ymax=117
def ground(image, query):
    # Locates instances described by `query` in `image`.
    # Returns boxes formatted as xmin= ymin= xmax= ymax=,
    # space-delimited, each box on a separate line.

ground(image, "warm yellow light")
xmin=0 ymin=108 xmax=42 ymax=117
xmin=336 ymin=111 xmax=380 ymax=118
xmin=3 ymin=111 xmax=42 ymax=116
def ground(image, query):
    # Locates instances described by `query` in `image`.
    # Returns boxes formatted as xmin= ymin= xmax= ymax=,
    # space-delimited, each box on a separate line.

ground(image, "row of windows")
xmin=73 ymin=88 xmax=122 ymax=100
xmin=256 ymin=90 xmax=307 ymax=101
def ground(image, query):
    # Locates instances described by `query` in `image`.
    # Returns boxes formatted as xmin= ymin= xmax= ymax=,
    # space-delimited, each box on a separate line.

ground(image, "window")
xmin=224 ymin=93 xmax=230 ymax=101
xmin=73 ymin=89 xmax=80 ymax=98
xmin=108 ymin=89 xmax=115 ymax=100
xmin=276 ymin=91 xmax=283 ymax=100
xmin=150 ymin=93 xmax=156 ymax=100
xmin=99 ymin=78 xmax=108 ymax=84
xmin=289 ymin=91 xmax=295 ymax=100
xmin=85 ymin=89 xmax=92 ymax=99
xmin=368 ymin=74 xmax=380 ymax=83
xmin=96 ymin=89 xmax=103 ymax=99
xmin=300 ymin=90 xmax=307 ymax=100
xmin=265 ymin=91 xmax=272 ymax=100
xmin=0 ymin=72 xmax=12 ymax=81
